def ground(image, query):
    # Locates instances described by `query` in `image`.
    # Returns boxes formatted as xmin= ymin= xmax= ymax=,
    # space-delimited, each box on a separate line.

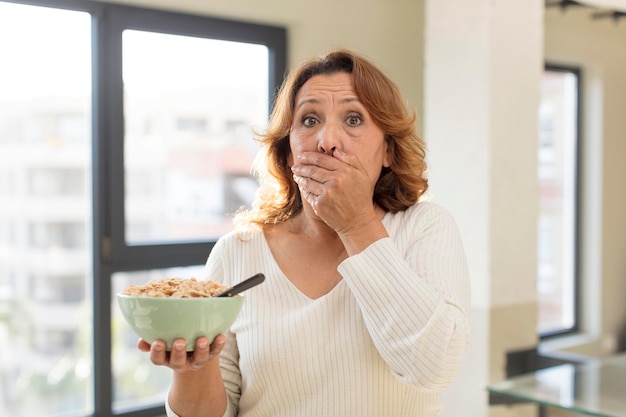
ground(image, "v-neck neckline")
xmin=258 ymin=231 xmax=347 ymax=302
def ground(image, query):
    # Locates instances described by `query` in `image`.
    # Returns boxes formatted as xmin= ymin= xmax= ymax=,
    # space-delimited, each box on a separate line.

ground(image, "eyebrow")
xmin=295 ymin=96 xmax=361 ymax=111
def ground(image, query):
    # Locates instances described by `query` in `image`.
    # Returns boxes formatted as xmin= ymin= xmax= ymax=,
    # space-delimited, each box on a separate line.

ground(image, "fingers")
xmin=145 ymin=336 xmax=226 ymax=371
xmin=291 ymin=153 xmax=342 ymax=196
xmin=292 ymin=173 xmax=324 ymax=197
xmin=148 ymin=339 xmax=170 ymax=366
xmin=292 ymin=150 xmax=357 ymax=203
xmin=296 ymin=149 xmax=356 ymax=169
xmin=188 ymin=335 xmax=225 ymax=370
xmin=292 ymin=151 xmax=362 ymax=188
xmin=292 ymin=164 xmax=330 ymax=191
xmin=296 ymin=151 xmax=338 ymax=169
xmin=137 ymin=338 xmax=151 ymax=352
xmin=210 ymin=334 xmax=227 ymax=353
xmin=292 ymin=150 xmax=378 ymax=232
xmin=165 ymin=339 xmax=189 ymax=370
xmin=292 ymin=153 xmax=336 ymax=186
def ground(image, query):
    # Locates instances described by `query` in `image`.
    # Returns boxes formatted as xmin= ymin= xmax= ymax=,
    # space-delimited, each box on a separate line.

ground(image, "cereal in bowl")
xmin=121 ymin=278 xmax=228 ymax=298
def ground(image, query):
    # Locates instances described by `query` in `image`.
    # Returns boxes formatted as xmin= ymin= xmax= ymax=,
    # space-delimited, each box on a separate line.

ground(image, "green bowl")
xmin=117 ymin=294 xmax=244 ymax=351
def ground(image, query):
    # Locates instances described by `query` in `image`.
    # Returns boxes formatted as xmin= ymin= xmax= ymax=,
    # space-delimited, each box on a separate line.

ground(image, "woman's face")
xmin=289 ymin=72 xmax=389 ymax=184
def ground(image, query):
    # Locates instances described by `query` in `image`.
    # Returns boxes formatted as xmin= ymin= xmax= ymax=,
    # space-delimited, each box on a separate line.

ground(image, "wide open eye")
xmin=345 ymin=114 xmax=362 ymax=127
xmin=302 ymin=115 xmax=319 ymax=127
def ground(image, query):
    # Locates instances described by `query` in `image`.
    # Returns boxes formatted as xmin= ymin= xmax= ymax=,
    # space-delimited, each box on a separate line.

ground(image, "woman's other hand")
xmin=292 ymin=150 xmax=378 ymax=233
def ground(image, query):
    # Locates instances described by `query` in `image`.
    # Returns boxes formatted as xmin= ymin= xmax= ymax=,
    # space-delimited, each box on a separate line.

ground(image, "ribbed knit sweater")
xmin=165 ymin=201 xmax=470 ymax=417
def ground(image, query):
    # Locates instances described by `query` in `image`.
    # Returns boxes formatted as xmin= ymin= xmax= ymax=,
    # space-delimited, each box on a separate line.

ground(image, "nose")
xmin=317 ymin=122 xmax=342 ymax=156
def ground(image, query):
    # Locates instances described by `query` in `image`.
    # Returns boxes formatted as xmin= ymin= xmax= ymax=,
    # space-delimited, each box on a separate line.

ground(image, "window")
xmin=0 ymin=1 xmax=286 ymax=416
xmin=122 ymin=30 xmax=270 ymax=244
xmin=537 ymin=65 xmax=581 ymax=337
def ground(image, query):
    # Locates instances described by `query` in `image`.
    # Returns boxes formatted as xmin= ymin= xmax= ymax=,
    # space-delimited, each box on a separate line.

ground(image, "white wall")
xmin=424 ymin=1 xmax=543 ymax=416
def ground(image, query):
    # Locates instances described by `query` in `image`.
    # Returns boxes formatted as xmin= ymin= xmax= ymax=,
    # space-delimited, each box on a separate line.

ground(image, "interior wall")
xmin=93 ymin=0 xmax=425 ymax=132
xmin=544 ymin=6 xmax=626 ymax=356
xmin=424 ymin=1 xmax=543 ymax=416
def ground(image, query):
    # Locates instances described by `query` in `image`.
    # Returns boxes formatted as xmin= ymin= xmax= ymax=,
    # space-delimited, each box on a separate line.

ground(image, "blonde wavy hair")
xmin=235 ymin=49 xmax=428 ymax=228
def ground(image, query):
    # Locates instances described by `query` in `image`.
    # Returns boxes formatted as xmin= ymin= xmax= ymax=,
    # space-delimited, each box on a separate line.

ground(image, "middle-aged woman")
xmin=141 ymin=48 xmax=471 ymax=417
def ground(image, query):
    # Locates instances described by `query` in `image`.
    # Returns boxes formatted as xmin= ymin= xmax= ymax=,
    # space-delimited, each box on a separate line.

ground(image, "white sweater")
xmin=166 ymin=202 xmax=470 ymax=417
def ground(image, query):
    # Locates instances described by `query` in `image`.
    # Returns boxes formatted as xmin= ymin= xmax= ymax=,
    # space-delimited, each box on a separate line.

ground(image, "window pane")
xmin=537 ymin=69 xmax=578 ymax=335
xmin=111 ymin=265 xmax=205 ymax=412
xmin=0 ymin=3 xmax=92 ymax=416
xmin=123 ymin=31 xmax=268 ymax=244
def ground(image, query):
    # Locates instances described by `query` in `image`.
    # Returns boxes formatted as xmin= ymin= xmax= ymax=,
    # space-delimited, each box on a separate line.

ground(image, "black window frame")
xmin=1 ymin=1 xmax=286 ymax=416
xmin=538 ymin=63 xmax=582 ymax=340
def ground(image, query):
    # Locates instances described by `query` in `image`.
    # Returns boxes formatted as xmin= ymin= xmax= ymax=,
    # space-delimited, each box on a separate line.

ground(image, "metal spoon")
xmin=215 ymin=273 xmax=265 ymax=297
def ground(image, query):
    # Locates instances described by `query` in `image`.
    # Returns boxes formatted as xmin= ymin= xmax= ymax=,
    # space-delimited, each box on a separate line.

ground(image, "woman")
xmin=140 ymin=48 xmax=471 ymax=417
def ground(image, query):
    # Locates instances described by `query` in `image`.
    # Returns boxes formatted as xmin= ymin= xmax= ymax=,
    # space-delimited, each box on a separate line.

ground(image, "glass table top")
xmin=487 ymin=353 xmax=626 ymax=417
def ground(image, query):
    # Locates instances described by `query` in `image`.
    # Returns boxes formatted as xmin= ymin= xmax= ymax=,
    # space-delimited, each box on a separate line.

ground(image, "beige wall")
xmin=543 ymin=6 xmax=626 ymax=357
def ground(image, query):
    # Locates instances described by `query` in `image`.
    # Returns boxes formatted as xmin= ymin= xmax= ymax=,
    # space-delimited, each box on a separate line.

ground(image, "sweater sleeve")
xmin=337 ymin=203 xmax=470 ymax=392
